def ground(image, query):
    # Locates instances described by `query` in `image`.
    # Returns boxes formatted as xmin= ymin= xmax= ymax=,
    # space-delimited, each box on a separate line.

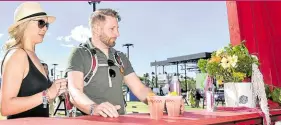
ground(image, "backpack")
xmin=65 ymin=43 xmax=126 ymax=117
xmin=79 ymin=43 xmax=125 ymax=86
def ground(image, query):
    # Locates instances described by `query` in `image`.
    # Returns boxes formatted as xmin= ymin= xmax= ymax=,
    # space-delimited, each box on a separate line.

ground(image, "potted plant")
xmin=198 ymin=40 xmax=259 ymax=107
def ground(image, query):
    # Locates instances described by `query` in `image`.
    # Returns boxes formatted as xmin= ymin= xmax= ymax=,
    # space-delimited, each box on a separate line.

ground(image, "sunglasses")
xmin=33 ymin=19 xmax=49 ymax=29
xmin=108 ymin=60 xmax=116 ymax=78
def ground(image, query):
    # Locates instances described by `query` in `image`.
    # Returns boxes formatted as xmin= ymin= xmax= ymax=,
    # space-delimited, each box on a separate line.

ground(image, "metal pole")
xmin=52 ymin=64 xmax=58 ymax=81
xmin=93 ymin=2 xmax=96 ymax=12
xmin=88 ymin=1 xmax=100 ymax=12
xmin=176 ymin=62 xmax=179 ymax=80
xmin=127 ymin=46 xmax=129 ymax=59
xmin=122 ymin=43 xmax=133 ymax=59
xmin=155 ymin=60 xmax=158 ymax=88
xmin=184 ymin=62 xmax=187 ymax=90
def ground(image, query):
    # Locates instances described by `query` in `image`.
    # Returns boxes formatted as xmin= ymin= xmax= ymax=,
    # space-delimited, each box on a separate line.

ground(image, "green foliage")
xmin=180 ymin=78 xmax=196 ymax=91
xmin=206 ymin=62 xmax=221 ymax=77
xmin=198 ymin=59 xmax=207 ymax=73
xmin=139 ymin=73 xmax=152 ymax=87
xmin=189 ymin=90 xmax=196 ymax=108
xmin=265 ymin=84 xmax=281 ymax=105
xmin=138 ymin=76 xmax=145 ymax=81
xmin=265 ymin=85 xmax=272 ymax=99
xmin=272 ymin=88 xmax=281 ymax=103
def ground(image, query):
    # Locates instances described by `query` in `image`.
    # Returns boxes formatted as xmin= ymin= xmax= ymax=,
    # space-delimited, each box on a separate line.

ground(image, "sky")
xmin=0 ymin=1 xmax=230 ymax=79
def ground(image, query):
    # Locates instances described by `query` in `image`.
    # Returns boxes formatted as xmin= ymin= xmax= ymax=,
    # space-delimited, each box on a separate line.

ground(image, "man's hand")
xmin=93 ymin=102 xmax=121 ymax=118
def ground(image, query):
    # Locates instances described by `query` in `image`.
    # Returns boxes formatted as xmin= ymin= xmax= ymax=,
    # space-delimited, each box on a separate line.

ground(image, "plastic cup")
xmin=147 ymin=96 xmax=165 ymax=120
xmin=165 ymin=96 xmax=182 ymax=117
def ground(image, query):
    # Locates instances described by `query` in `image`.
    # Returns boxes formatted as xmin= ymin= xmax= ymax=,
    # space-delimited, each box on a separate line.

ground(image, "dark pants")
xmin=195 ymin=99 xmax=200 ymax=108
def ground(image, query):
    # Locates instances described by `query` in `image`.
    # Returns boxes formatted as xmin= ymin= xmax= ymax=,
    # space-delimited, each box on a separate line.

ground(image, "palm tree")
xmin=143 ymin=73 xmax=150 ymax=87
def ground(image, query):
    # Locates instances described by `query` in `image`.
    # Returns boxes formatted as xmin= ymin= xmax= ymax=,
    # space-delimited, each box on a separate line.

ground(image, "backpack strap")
xmin=78 ymin=43 xmax=98 ymax=86
xmin=113 ymin=51 xmax=127 ymax=107
xmin=79 ymin=44 xmax=126 ymax=85
xmin=113 ymin=51 xmax=125 ymax=76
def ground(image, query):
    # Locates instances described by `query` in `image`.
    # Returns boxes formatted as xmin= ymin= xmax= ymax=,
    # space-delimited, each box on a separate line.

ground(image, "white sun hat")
xmin=8 ymin=2 xmax=56 ymax=32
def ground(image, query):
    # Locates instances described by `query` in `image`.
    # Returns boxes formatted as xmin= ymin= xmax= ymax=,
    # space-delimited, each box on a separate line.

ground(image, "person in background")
xmin=41 ymin=63 xmax=51 ymax=83
xmin=162 ymin=83 xmax=170 ymax=95
xmin=195 ymin=89 xmax=202 ymax=108
xmin=159 ymin=86 xmax=164 ymax=96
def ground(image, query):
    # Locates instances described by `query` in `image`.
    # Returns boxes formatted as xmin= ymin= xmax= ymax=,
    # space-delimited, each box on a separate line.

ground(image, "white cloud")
xmin=0 ymin=34 xmax=3 ymax=38
xmin=57 ymin=36 xmax=72 ymax=43
xmin=64 ymin=36 xmax=71 ymax=42
xmin=56 ymin=25 xmax=91 ymax=43
xmin=60 ymin=43 xmax=75 ymax=48
xmin=46 ymin=33 xmax=51 ymax=36
xmin=70 ymin=25 xmax=91 ymax=43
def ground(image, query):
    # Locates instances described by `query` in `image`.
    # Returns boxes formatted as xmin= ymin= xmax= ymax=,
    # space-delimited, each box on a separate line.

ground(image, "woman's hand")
xmin=47 ymin=78 xmax=68 ymax=100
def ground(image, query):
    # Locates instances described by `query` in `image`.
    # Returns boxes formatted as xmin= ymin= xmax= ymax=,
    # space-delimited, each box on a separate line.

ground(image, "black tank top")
xmin=2 ymin=50 xmax=52 ymax=119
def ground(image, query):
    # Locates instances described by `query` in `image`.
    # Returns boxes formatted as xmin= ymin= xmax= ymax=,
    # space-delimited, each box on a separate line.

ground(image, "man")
xmin=66 ymin=9 xmax=183 ymax=118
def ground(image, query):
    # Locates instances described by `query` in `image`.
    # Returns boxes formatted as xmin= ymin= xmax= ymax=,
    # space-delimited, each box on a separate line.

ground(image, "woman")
xmin=0 ymin=2 xmax=67 ymax=119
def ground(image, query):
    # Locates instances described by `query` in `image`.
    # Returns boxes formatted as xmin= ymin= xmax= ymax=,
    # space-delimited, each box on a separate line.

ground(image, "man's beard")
xmin=100 ymin=32 xmax=116 ymax=48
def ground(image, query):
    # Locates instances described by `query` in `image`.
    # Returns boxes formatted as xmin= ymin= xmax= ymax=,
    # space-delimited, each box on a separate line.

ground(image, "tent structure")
xmin=150 ymin=52 xmax=212 ymax=87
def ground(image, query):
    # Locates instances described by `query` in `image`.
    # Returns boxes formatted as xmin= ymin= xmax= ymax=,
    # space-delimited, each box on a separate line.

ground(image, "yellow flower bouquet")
xmin=198 ymin=40 xmax=259 ymax=83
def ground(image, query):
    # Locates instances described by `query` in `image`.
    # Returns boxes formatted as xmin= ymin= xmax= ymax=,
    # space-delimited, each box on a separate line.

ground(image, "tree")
xmin=187 ymin=78 xmax=196 ymax=90
xmin=151 ymin=76 xmax=155 ymax=88
xmin=143 ymin=73 xmax=150 ymax=87
xmin=180 ymin=78 xmax=196 ymax=91
xmin=138 ymin=73 xmax=152 ymax=87
xmin=138 ymin=76 xmax=145 ymax=81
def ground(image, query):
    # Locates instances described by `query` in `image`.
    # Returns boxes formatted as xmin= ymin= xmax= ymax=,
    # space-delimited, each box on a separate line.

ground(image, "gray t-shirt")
xmin=65 ymin=39 xmax=134 ymax=115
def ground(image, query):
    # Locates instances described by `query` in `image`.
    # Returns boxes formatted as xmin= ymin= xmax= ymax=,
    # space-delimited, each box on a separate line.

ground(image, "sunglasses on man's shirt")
xmin=108 ymin=60 xmax=116 ymax=78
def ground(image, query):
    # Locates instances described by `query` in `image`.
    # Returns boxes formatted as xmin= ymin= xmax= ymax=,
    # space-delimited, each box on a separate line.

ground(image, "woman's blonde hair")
xmin=3 ymin=20 xmax=30 ymax=51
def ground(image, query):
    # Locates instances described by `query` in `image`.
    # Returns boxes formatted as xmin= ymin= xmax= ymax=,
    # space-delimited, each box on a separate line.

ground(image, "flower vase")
xmin=224 ymin=82 xmax=256 ymax=108
xmin=206 ymin=91 xmax=215 ymax=112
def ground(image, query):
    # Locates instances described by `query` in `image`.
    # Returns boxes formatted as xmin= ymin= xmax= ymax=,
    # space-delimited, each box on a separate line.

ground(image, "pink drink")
xmin=165 ymin=96 xmax=182 ymax=117
xmin=147 ymin=96 xmax=165 ymax=120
